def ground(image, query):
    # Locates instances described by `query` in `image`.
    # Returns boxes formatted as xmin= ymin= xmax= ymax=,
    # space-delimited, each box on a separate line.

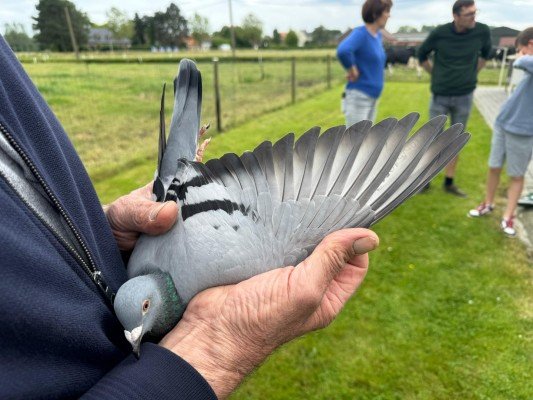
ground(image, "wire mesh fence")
xmin=20 ymin=55 xmax=501 ymax=179
xmin=202 ymin=57 xmax=346 ymax=131
xmin=21 ymin=56 xmax=345 ymax=178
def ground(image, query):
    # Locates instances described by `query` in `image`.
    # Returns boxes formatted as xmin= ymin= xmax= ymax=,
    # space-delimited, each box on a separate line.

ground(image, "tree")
xmin=421 ymin=25 xmax=437 ymax=33
xmin=33 ymin=0 xmax=90 ymax=51
xmin=152 ymin=3 xmax=188 ymax=47
xmin=105 ymin=7 xmax=132 ymax=40
xmin=310 ymin=25 xmax=341 ymax=47
xmin=3 ymin=23 xmax=37 ymax=51
xmin=272 ymin=29 xmax=281 ymax=45
xmin=142 ymin=15 xmax=156 ymax=47
xmin=241 ymin=13 xmax=263 ymax=48
xmin=285 ymin=30 xmax=298 ymax=48
xmin=397 ymin=25 xmax=418 ymax=33
xmin=131 ymin=13 xmax=146 ymax=46
xmin=212 ymin=25 xmax=248 ymax=48
xmin=190 ymin=13 xmax=210 ymax=45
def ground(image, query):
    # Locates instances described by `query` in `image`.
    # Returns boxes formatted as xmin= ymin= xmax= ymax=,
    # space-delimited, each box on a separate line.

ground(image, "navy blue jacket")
xmin=0 ymin=36 xmax=216 ymax=399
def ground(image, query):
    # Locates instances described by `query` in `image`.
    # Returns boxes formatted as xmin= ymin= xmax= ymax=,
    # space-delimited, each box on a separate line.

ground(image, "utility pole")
xmin=227 ymin=0 xmax=237 ymax=59
xmin=64 ymin=7 xmax=80 ymax=60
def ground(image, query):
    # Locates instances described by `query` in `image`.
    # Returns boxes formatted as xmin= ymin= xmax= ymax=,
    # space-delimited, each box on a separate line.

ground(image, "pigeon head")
xmin=113 ymin=272 xmax=184 ymax=357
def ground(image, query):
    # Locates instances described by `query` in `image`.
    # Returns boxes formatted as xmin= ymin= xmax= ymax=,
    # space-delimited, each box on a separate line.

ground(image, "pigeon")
xmin=113 ymin=59 xmax=470 ymax=356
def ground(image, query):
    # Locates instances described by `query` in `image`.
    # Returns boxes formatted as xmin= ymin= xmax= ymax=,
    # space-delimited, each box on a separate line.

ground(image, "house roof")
xmin=498 ymin=37 xmax=516 ymax=47
xmin=88 ymin=28 xmax=131 ymax=46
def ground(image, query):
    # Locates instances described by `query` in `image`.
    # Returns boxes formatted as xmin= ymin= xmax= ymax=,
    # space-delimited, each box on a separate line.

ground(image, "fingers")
xmin=295 ymin=228 xmax=379 ymax=294
xmin=107 ymin=195 xmax=179 ymax=237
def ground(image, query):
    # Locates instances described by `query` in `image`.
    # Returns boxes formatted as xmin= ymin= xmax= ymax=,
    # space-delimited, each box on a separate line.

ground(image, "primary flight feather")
xmin=114 ymin=59 xmax=470 ymax=355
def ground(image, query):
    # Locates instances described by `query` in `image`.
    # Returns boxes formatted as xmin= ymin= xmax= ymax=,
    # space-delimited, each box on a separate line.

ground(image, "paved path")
xmin=474 ymin=86 xmax=533 ymax=248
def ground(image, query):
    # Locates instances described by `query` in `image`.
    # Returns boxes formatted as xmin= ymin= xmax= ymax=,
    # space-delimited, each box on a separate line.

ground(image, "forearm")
xmin=160 ymin=315 xmax=272 ymax=399
xmin=421 ymin=60 xmax=432 ymax=74
xmin=337 ymin=47 xmax=355 ymax=71
xmin=477 ymin=58 xmax=487 ymax=73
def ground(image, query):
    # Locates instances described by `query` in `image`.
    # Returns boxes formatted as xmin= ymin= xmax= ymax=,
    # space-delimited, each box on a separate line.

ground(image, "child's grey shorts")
xmin=489 ymin=125 xmax=533 ymax=176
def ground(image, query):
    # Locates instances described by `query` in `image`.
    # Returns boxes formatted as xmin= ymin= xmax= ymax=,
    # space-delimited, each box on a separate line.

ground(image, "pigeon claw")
xmin=195 ymin=137 xmax=212 ymax=162
xmin=198 ymin=123 xmax=211 ymax=138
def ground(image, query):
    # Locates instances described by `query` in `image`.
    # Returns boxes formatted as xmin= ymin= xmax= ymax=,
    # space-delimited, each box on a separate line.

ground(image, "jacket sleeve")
xmin=82 ymin=343 xmax=217 ymax=400
xmin=337 ymin=29 xmax=363 ymax=70
xmin=417 ymin=30 xmax=435 ymax=63
xmin=480 ymin=26 xmax=492 ymax=59
xmin=513 ymin=55 xmax=533 ymax=74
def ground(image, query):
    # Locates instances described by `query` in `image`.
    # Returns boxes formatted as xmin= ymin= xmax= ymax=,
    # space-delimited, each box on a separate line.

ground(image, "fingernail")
xmin=352 ymin=236 xmax=378 ymax=255
xmin=149 ymin=202 xmax=171 ymax=222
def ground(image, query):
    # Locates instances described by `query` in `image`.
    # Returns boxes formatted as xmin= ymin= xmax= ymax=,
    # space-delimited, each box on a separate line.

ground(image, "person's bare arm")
xmin=421 ymin=59 xmax=432 ymax=74
xmin=477 ymin=58 xmax=487 ymax=73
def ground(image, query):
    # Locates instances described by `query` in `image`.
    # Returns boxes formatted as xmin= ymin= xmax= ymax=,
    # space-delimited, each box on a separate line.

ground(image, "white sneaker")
xmin=468 ymin=203 xmax=494 ymax=217
xmin=518 ymin=193 xmax=533 ymax=207
xmin=501 ymin=218 xmax=516 ymax=237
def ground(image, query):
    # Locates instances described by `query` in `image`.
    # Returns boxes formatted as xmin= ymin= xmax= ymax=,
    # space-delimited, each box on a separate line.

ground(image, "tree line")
xmin=3 ymin=0 xmax=344 ymax=52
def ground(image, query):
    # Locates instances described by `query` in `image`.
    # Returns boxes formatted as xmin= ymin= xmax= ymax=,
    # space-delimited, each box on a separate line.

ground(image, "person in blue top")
xmin=337 ymin=0 xmax=392 ymax=126
xmin=468 ymin=27 xmax=533 ymax=237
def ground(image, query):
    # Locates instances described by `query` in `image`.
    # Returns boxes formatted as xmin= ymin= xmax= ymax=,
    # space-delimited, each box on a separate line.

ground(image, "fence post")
xmin=498 ymin=47 xmax=509 ymax=87
xmin=64 ymin=7 xmax=80 ymax=60
xmin=213 ymin=58 xmax=222 ymax=132
xmin=258 ymin=53 xmax=265 ymax=81
xmin=326 ymin=54 xmax=331 ymax=89
xmin=291 ymin=57 xmax=296 ymax=104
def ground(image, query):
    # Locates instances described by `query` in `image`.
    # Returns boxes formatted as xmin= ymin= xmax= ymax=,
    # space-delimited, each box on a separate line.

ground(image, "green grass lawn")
xmin=21 ymin=57 xmax=531 ymax=398
xmin=91 ymin=81 xmax=532 ymax=399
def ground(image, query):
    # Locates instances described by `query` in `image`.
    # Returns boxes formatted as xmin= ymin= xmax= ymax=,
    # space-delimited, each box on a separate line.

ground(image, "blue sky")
xmin=1 ymin=0 xmax=532 ymax=37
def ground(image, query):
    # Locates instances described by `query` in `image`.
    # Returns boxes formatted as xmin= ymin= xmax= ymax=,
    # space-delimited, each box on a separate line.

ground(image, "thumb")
xmin=107 ymin=198 xmax=179 ymax=236
xmin=141 ymin=201 xmax=179 ymax=235
xmin=297 ymin=229 xmax=379 ymax=294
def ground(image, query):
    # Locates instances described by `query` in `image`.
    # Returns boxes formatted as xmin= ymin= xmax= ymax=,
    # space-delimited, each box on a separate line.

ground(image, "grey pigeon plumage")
xmin=114 ymin=59 xmax=470 ymax=355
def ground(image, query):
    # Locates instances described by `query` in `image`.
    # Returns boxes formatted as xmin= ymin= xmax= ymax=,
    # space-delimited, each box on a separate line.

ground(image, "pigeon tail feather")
xmin=160 ymin=59 xmax=202 ymax=187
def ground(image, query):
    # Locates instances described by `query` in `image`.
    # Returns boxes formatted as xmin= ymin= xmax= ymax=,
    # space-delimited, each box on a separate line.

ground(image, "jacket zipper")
xmin=0 ymin=122 xmax=115 ymax=306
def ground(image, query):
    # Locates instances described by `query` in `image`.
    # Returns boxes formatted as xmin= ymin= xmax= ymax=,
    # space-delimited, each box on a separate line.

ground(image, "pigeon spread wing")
xmin=119 ymin=60 xmax=472 ymax=347
xmin=145 ymin=113 xmax=470 ymax=302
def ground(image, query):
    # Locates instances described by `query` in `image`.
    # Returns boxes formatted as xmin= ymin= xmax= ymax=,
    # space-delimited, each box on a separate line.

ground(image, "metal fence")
xmin=201 ymin=56 xmax=345 ymax=131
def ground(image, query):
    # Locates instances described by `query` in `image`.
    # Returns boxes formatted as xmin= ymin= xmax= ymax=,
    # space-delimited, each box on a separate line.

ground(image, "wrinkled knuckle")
xmin=131 ymin=207 xmax=145 ymax=228
xmin=322 ymin=245 xmax=346 ymax=268
xmin=106 ymin=201 xmax=122 ymax=224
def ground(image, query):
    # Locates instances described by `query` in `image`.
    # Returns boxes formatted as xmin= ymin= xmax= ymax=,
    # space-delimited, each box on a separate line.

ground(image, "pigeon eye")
xmin=142 ymin=299 xmax=150 ymax=313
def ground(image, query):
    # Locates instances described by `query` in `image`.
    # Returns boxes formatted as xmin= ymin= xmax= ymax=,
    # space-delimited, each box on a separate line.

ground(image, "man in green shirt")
xmin=418 ymin=0 xmax=492 ymax=197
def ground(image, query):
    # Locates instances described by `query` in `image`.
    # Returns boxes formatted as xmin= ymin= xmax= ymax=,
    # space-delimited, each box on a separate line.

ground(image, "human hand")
xmin=160 ymin=228 xmax=379 ymax=399
xmin=346 ymin=66 xmax=360 ymax=82
xmin=103 ymin=182 xmax=179 ymax=251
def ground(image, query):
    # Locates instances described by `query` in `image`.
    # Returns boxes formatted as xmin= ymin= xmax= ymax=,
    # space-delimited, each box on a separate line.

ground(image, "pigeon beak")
xmin=124 ymin=325 xmax=143 ymax=358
